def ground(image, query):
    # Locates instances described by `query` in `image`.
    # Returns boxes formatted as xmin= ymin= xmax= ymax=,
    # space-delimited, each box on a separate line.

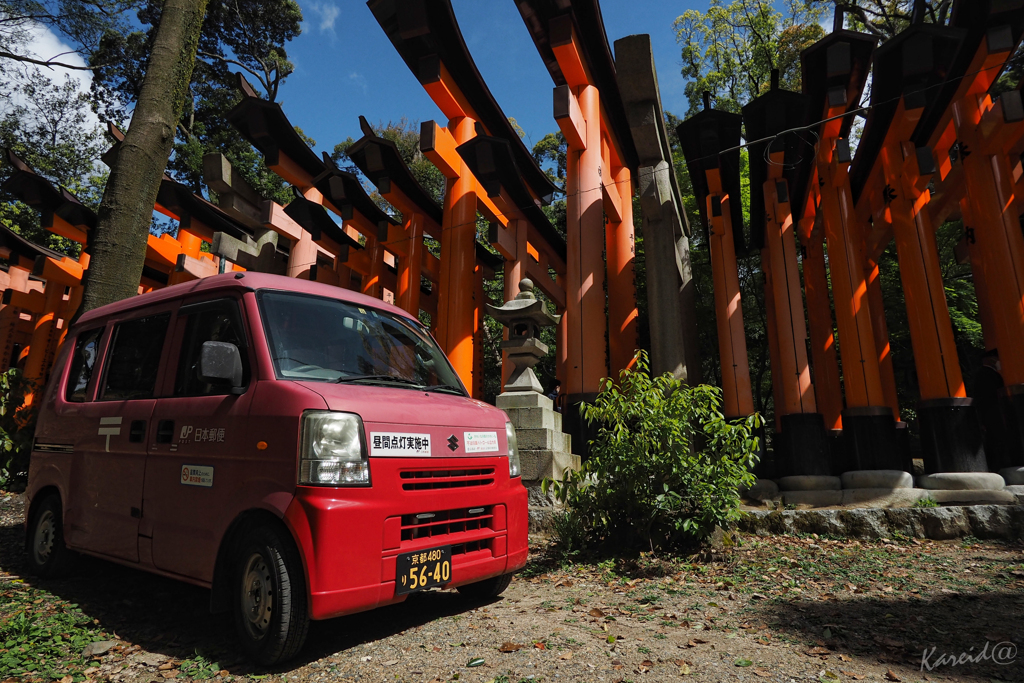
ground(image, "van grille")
xmin=452 ymin=539 xmax=491 ymax=556
xmin=400 ymin=468 xmax=495 ymax=490
xmin=401 ymin=506 xmax=493 ymax=541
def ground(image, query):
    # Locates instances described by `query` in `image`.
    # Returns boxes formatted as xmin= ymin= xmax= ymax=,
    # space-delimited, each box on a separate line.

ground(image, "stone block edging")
xmin=737 ymin=505 xmax=1024 ymax=540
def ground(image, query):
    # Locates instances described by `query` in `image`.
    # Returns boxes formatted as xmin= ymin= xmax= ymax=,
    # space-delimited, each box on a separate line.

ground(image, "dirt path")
xmin=2 ymin=492 xmax=1023 ymax=683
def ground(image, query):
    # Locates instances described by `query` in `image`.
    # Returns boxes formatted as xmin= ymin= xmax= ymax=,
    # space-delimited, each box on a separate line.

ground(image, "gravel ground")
xmin=2 ymin=491 xmax=1024 ymax=683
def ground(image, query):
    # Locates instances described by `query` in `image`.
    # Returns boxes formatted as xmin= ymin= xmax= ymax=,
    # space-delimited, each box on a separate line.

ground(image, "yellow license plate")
xmin=395 ymin=546 xmax=451 ymax=595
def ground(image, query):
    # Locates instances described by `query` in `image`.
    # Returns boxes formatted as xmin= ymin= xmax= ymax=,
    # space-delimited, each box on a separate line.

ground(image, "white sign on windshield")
xmin=370 ymin=432 xmax=431 ymax=457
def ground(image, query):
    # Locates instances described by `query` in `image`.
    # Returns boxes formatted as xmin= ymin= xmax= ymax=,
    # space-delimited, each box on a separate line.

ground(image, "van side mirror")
xmin=199 ymin=341 xmax=244 ymax=391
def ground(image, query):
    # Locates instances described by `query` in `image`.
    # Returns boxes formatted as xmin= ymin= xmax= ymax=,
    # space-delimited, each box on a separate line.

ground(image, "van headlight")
xmin=299 ymin=411 xmax=369 ymax=486
xmin=505 ymin=421 xmax=521 ymax=478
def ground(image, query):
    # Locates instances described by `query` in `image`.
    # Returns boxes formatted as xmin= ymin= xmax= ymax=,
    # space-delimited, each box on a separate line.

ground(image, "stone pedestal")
xmin=497 ymin=391 xmax=580 ymax=531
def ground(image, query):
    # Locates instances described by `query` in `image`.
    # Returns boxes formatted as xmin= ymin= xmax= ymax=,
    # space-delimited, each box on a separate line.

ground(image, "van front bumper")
xmin=283 ymin=457 xmax=528 ymax=621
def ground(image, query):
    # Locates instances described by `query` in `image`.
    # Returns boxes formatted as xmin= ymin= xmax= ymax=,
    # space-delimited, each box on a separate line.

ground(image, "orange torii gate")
xmin=743 ymin=71 xmax=827 ymax=474
xmin=367 ymin=0 xmax=569 ymax=405
xmin=757 ymin=0 xmax=1024 ymax=480
xmin=226 ymin=73 xmax=505 ymax=396
xmin=676 ymin=99 xmax=752 ymax=421
xmin=0 ymin=145 xmax=268 ymax=393
xmin=345 ymin=117 xmax=511 ymax=397
xmin=514 ymin=0 xmax=641 ymax=439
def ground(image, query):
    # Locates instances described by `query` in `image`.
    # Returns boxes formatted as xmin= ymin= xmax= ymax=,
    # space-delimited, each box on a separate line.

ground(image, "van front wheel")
xmin=27 ymin=494 xmax=74 ymax=577
xmin=232 ymin=526 xmax=309 ymax=666
xmin=456 ymin=572 xmax=513 ymax=599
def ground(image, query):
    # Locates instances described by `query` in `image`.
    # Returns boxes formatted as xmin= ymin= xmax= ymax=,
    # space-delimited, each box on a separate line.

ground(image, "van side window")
xmin=100 ymin=314 xmax=170 ymax=400
xmin=65 ymin=328 xmax=103 ymax=402
xmin=175 ymin=299 xmax=249 ymax=396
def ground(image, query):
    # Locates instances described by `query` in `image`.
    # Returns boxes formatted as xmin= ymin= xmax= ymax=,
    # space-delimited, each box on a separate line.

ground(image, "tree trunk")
xmin=77 ymin=0 xmax=209 ymax=316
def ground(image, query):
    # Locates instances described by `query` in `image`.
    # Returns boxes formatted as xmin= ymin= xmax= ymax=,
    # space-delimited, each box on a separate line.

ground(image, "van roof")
xmin=76 ymin=272 xmax=419 ymax=326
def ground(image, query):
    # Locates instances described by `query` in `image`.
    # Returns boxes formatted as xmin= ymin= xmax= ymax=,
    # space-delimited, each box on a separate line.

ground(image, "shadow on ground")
xmin=751 ymin=591 xmax=1024 ymax=681
xmin=0 ymin=520 xmax=498 ymax=674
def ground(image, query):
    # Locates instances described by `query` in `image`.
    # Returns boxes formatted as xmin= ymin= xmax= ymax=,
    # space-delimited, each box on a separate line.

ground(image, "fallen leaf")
xmin=839 ymin=654 xmax=851 ymax=662
xmin=823 ymin=627 xmax=833 ymax=639
xmin=467 ymin=658 xmax=485 ymax=668
xmin=688 ymin=639 xmax=707 ymax=647
xmin=607 ymin=635 xmax=617 ymax=644
xmin=840 ymin=670 xmax=865 ymax=680
xmin=753 ymin=667 xmax=771 ymax=678
xmin=807 ymin=646 xmax=831 ymax=656
xmin=679 ymin=662 xmax=691 ymax=675
xmin=884 ymin=669 xmax=901 ymax=681
xmin=751 ymin=593 xmax=767 ymax=600
xmin=735 ymin=658 xmax=753 ymax=667
xmin=558 ymin=652 xmax=572 ymax=661
xmin=382 ymin=660 xmax=398 ymax=666
xmin=822 ymin=671 xmax=838 ymax=680
xmin=498 ymin=642 xmax=523 ymax=653
xmin=589 ymin=608 xmax=606 ymax=618
xmin=533 ymin=642 xmax=546 ymax=650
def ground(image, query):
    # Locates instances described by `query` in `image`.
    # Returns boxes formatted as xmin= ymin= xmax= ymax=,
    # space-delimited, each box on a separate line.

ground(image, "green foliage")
xmin=0 ymin=69 xmax=103 ymax=256
xmin=913 ymin=497 xmax=939 ymax=508
xmin=545 ymin=352 xmax=762 ymax=551
xmin=550 ymin=508 xmax=587 ymax=560
xmin=332 ymin=117 xmax=446 ymax=207
xmin=0 ymin=369 xmax=37 ymax=491
xmin=89 ymin=0 xmax=303 ymax=203
xmin=0 ymin=1 xmax=141 ymax=68
xmin=0 ymin=580 xmax=108 ymax=679
xmin=179 ymin=653 xmax=222 ymax=679
xmin=674 ymin=0 xmax=826 ymax=115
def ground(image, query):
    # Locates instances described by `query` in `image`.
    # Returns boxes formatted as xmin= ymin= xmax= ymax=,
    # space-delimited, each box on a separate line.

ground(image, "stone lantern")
xmin=488 ymin=278 xmax=578 ymax=528
xmin=486 ymin=278 xmax=560 ymax=394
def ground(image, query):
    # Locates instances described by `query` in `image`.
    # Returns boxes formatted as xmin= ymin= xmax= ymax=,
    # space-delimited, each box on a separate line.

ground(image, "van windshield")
xmin=258 ymin=290 xmax=465 ymax=393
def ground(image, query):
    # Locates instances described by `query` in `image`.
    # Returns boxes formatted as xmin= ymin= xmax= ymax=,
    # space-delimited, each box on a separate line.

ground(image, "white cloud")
xmin=5 ymin=21 xmax=100 ymax=131
xmin=307 ymin=2 xmax=340 ymax=33
xmin=348 ymin=71 xmax=367 ymax=94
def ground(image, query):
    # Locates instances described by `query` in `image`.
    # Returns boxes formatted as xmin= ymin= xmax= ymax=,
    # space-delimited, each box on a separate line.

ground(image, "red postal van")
xmin=24 ymin=272 xmax=527 ymax=664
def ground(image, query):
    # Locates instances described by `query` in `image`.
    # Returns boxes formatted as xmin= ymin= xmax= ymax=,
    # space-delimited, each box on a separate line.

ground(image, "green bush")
xmin=549 ymin=508 xmax=587 ymax=560
xmin=0 ymin=369 xmax=37 ymax=491
xmin=544 ymin=351 xmax=762 ymax=551
xmin=913 ymin=496 xmax=939 ymax=508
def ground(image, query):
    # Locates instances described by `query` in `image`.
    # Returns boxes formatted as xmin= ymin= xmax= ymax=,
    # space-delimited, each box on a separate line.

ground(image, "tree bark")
xmin=77 ymin=0 xmax=209 ymax=316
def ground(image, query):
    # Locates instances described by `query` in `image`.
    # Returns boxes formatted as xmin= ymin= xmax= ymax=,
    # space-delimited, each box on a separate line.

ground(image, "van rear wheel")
xmin=232 ymin=525 xmax=308 ymax=666
xmin=27 ymin=494 xmax=74 ymax=578
xmin=456 ymin=572 xmax=513 ymax=599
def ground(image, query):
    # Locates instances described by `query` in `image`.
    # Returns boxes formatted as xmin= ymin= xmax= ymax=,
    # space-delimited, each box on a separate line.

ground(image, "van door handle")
xmin=129 ymin=420 xmax=146 ymax=443
xmin=156 ymin=420 xmax=175 ymax=444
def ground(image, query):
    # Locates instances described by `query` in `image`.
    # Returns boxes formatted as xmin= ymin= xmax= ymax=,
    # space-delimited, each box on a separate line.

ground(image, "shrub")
xmin=544 ymin=351 xmax=762 ymax=552
xmin=913 ymin=496 xmax=939 ymax=508
xmin=0 ymin=369 xmax=37 ymax=491
xmin=549 ymin=508 xmax=587 ymax=560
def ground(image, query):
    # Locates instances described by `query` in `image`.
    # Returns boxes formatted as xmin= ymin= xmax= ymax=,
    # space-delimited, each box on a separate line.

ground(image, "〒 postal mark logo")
xmin=98 ymin=417 xmax=122 ymax=452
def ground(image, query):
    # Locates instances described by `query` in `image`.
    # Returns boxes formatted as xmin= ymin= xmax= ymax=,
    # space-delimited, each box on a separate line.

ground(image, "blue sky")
xmin=284 ymin=0 xmax=702 ymax=156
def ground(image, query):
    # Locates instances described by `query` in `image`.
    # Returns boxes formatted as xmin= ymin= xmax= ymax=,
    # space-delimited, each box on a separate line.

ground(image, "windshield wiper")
xmin=334 ymin=374 xmax=422 ymax=386
xmin=422 ymin=384 xmax=466 ymax=395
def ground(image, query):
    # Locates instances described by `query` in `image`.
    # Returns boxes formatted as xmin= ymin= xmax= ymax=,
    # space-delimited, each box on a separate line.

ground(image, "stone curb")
xmin=737 ymin=505 xmax=1024 ymax=540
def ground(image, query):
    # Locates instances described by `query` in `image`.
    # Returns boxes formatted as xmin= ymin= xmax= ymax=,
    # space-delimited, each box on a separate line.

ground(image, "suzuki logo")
xmin=447 ymin=435 xmax=459 ymax=452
